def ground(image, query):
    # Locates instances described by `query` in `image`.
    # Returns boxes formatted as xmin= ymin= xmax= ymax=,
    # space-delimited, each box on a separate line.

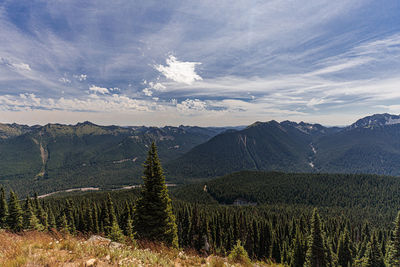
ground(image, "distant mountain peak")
xmin=349 ymin=113 xmax=400 ymax=129
xmin=76 ymin=121 xmax=97 ymax=127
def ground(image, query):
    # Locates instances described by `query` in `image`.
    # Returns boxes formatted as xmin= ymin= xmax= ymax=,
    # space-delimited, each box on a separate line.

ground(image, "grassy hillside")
xmin=0 ymin=231 xmax=276 ymax=266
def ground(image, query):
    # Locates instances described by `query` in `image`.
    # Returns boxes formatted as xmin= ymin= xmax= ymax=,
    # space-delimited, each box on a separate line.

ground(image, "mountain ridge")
xmin=2 ymin=113 xmax=400 ymax=196
xmin=166 ymin=113 xmax=400 ymax=179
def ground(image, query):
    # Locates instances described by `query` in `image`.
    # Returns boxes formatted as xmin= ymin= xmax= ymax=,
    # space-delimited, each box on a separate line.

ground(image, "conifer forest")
xmin=1 ymin=142 xmax=400 ymax=266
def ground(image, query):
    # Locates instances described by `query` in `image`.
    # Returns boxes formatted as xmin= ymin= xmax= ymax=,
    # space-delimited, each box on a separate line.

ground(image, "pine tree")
xmin=105 ymin=194 xmax=124 ymax=242
xmin=337 ymin=229 xmax=353 ymax=267
xmin=363 ymin=233 xmax=384 ymax=267
xmin=134 ymin=142 xmax=178 ymax=247
xmin=34 ymin=195 xmax=48 ymax=230
xmin=304 ymin=209 xmax=326 ymax=267
xmin=7 ymin=190 xmax=23 ymax=232
xmin=84 ymin=202 xmax=94 ymax=233
xmin=388 ymin=211 xmax=400 ymax=266
xmin=0 ymin=187 xmax=8 ymax=228
xmin=271 ymin=235 xmax=281 ymax=263
xmin=23 ymin=196 xmax=43 ymax=231
xmin=291 ymin=226 xmax=306 ymax=267
xmin=65 ymin=199 xmax=75 ymax=234
xmin=125 ymin=212 xmax=134 ymax=241
xmin=48 ymin=208 xmax=56 ymax=229
xmin=92 ymin=203 xmax=99 ymax=233
xmin=59 ymin=212 xmax=69 ymax=234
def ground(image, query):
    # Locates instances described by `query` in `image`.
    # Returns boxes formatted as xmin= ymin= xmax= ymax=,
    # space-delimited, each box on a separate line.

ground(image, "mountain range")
xmin=0 ymin=121 xmax=238 ymax=196
xmin=2 ymin=113 xmax=400 ymax=196
xmin=165 ymin=113 xmax=400 ymax=179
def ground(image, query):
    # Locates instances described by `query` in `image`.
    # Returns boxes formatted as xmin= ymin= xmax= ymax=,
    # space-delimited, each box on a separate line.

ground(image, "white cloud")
xmin=155 ymin=55 xmax=202 ymax=84
xmin=1 ymin=57 xmax=31 ymax=71
xmin=142 ymin=88 xmax=153 ymax=96
xmin=307 ymin=98 xmax=326 ymax=109
xmin=0 ymin=93 xmax=157 ymax=113
xmin=11 ymin=62 xmax=31 ymax=71
xmin=177 ymin=99 xmax=207 ymax=112
xmin=150 ymin=82 xmax=166 ymax=91
xmin=59 ymin=77 xmax=71 ymax=84
xmin=74 ymin=74 xmax=87 ymax=81
xmin=142 ymin=82 xmax=166 ymax=97
xmin=308 ymin=57 xmax=373 ymax=76
xmin=89 ymin=85 xmax=109 ymax=95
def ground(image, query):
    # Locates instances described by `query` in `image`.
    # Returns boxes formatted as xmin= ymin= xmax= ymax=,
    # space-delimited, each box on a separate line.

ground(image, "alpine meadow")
xmin=2 ymin=1 xmax=400 ymax=267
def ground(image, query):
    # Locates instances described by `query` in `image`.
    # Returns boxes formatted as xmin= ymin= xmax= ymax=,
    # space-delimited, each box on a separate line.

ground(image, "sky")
xmin=1 ymin=0 xmax=400 ymax=127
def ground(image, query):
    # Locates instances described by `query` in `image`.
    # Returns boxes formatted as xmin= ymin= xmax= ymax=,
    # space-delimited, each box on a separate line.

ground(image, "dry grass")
xmin=0 ymin=230 xmax=283 ymax=267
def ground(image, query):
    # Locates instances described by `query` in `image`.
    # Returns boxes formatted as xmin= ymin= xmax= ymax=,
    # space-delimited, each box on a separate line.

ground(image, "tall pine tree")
xmin=363 ymin=233 xmax=384 ymax=267
xmin=0 ymin=187 xmax=8 ymax=228
xmin=337 ymin=229 xmax=353 ymax=267
xmin=105 ymin=194 xmax=124 ymax=242
xmin=388 ymin=211 xmax=400 ymax=266
xmin=7 ymin=190 xmax=23 ymax=232
xmin=304 ymin=209 xmax=326 ymax=267
xmin=134 ymin=142 xmax=178 ymax=247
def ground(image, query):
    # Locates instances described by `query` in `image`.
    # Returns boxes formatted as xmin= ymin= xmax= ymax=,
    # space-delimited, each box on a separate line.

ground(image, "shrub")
xmin=228 ymin=240 xmax=250 ymax=264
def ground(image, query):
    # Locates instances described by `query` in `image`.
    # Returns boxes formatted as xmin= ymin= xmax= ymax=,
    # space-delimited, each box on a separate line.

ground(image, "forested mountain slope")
xmin=0 ymin=122 xmax=230 ymax=196
xmin=167 ymin=113 xmax=400 ymax=179
xmin=173 ymin=171 xmax=399 ymax=209
xmin=166 ymin=120 xmax=324 ymax=178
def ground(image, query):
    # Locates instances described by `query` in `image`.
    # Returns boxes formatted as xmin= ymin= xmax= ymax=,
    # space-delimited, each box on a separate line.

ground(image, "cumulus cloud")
xmin=0 ymin=93 xmax=156 ymax=113
xmin=74 ymin=74 xmax=87 ymax=81
xmin=142 ymin=88 xmax=153 ymax=96
xmin=89 ymin=85 xmax=109 ymax=95
xmin=142 ymin=81 xmax=166 ymax=97
xmin=177 ymin=99 xmax=207 ymax=112
xmin=155 ymin=55 xmax=202 ymax=84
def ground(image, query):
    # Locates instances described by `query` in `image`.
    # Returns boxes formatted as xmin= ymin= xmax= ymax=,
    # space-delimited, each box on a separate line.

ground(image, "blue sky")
xmin=1 ymin=0 xmax=400 ymax=126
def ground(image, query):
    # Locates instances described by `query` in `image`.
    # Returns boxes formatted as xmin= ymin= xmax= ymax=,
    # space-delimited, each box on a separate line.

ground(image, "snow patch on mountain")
xmin=386 ymin=117 xmax=400 ymax=125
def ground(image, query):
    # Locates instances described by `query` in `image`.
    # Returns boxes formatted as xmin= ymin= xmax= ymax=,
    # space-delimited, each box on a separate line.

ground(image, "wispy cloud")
xmin=0 ymin=1 xmax=399 ymax=126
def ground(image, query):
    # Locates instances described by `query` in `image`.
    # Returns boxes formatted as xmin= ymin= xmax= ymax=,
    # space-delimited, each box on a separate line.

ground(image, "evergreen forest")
xmin=1 ymin=143 xmax=400 ymax=266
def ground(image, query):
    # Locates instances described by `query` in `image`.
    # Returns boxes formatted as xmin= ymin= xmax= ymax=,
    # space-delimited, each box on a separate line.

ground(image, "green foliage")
xmin=134 ymin=142 xmax=178 ymax=248
xmin=0 ymin=123 xmax=224 ymax=197
xmin=173 ymin=170 xmax=400 ymax=226
xmin=23 ymin=197 xmax=44 ymax=231
xmin=228 ymin=240 xmax=250 ymax=264
xmin=363 ymin=233 xmax=385 ymax=267
xmin=291 ymin=226 xmax=306 ymax=267
xmin=387 ymin=211 xmax=400 ymax=265
xmin=305 ymin=209 xmax=326 ymax=267
xmin=168 ymin=116 xmax=400 ymax=179
xmin=167 ymin=121 xmax=315 ymax=179
xmin=105 ymin=194 xmax=124 ymax=242
xmin=7 ymin=190 xmax=23 ymax=232
xmin=0 ymin=187 xmax=8 ymax=228
xmin=337 ymin=229 xmax=353 ymax=267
